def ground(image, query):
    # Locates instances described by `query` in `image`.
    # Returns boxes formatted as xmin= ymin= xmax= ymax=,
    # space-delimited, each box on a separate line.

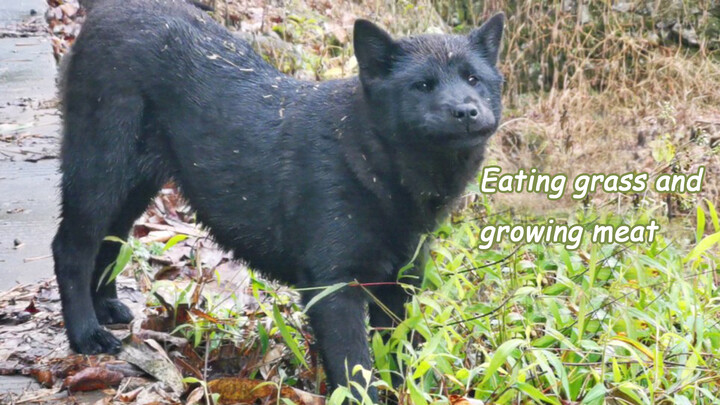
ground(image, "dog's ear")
xmin=469 ymin=13 xmax=504 ymax=65
xmin=354 ymin=20 xmax=398 ymax=79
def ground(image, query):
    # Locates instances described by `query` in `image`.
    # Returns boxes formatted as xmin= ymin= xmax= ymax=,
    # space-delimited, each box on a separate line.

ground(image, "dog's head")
xmin=354 ymin=14 xmax=504 ymax=147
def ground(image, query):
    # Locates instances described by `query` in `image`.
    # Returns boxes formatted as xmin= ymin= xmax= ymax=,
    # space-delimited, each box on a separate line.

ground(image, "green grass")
xmin=359 ymin=197 xmax=720 ymax=404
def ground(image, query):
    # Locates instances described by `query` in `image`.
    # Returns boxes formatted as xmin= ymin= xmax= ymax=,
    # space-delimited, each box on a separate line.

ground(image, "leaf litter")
xmin=0 ymin=182 xmax=324 ymax=404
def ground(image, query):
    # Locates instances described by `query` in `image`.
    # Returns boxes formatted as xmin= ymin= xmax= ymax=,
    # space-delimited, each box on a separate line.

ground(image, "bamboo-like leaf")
xmin=707 ymin=199 xmax=720 ymax=232
xmin=412 ymin=360 xmax=433 ymax=379
xmin=106 ymin=242 xmax=133 ymax=285
xmin=685 ymin=231 xmax=720 ymax=263
xmin=162 ymin=234 xmax=189 ymax=252
xmin=610 ymin=336 xmax=654 ymax=361
xmin=302 ymin=282 xmax=347 ymax=313
xmin=696 ymin=204 xmax=706 ymax=243
xmin=516 ymin=382 xmax=561 ymax=404
xmin=581 ymin=383 xmax=606 ymax=404
xmin=272 ymin=304 xmax=309 ymax=369
xmin=480 ymin=338 xmax=525 ymax=385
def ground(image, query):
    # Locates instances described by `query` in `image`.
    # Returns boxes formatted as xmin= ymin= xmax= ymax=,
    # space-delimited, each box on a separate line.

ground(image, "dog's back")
xmin=61 ymin=0 xmax=295 ymax=258
xmin=64 ymin=0 xmax=275 ymax=107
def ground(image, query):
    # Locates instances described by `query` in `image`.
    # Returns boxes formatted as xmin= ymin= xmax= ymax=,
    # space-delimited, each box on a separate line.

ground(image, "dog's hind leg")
xmin=368 ymin=283 xmax=413 ymax=387
xmin=52 ymin=90 xmax=159 ymax=354
xmin=303 ymin=286 xmax=377 ymax=402
xmin=92 ymin=178 xmax=163 ymax=325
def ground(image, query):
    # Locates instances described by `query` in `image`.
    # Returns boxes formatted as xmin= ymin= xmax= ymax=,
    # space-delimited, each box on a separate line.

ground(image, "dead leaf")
xmin=63 ymin=367 xmax=124 ymax=392
xmin=24 ymin=300 xmax=39 ymax=314
xmin=114 ymin=376 xmax=154 ymax=402
xmin=189 ymin=308 xmax=232 ymax=325
xmin=208 ymin=378 xmax=324 ymax=404
xmin=169 ymin=353 xmax=202 ymax=380
xmin=114 ymin=386 xmax=143 ymax=402
xmin=133 ymin=382 xmax=182 ymax=404
xmin=139 ymin=230 xmax=176 ymax=244
xmin=260 ymin=345 xmax=284 ymax=379
xmin=134 ymin=329 xmax=189 ymax=348
xmin=118 ymin=341 xmax=185 ymax=396
xmin=59 ymin=4 xmax=79 ymax=18
xmin=185 ymin=386 xmax=204 ymax=405
xmin=30 ymin=367 xmax=54 ymax=387
xmin=449 ymin=394 xmax=484 ymax=405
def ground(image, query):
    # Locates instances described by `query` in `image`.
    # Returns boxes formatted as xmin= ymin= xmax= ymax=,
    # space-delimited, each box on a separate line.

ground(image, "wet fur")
xmin=53 ymin=0 xmax=504 ymax=400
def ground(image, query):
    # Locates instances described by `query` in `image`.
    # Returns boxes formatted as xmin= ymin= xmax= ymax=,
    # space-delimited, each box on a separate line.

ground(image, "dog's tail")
xmin=78 ymin=0 xmax=214 ymax=12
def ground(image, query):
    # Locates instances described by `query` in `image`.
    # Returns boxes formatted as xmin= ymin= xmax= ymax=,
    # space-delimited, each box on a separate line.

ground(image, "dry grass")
xmin=485 ymin=1 xmax=720 ymax=218
xmin=210 ymin=0 xmax=720 ymax=221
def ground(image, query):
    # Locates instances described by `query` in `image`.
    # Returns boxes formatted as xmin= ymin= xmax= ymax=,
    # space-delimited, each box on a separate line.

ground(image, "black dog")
xmin=53 ymin=0 xmax=504 ymax=400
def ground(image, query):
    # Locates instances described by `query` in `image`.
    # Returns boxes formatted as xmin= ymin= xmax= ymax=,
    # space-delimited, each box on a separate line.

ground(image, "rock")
xmin=672 ymin=23 xmax=700 ymax=46
xmin=562 ymin=0 xmax=575 ymax=13
xmin=647 ymin=31 xmax=661 ymax=46
xmin=612 ymin=2 xmax=633 ymax=13
xmin=580 ymin=4 xmax=591 ymax=25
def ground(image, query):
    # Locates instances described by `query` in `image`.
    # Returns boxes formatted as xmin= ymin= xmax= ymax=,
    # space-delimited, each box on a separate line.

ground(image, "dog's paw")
xmin=95 ymin=298 xmax=134 ymax=325
xmin=70 ymin=326 xmax=123 ymax=355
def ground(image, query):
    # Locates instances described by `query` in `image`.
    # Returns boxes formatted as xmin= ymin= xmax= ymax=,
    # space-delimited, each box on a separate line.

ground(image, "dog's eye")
xmin=467 ymin=75 xmax=479 ymax=86
xmin=413 ymin=80 xmax=434 ymax=92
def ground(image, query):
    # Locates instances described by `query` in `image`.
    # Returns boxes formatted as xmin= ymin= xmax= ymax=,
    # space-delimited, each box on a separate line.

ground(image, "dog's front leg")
xmin=303 ymin=286 xmax=377 ymax=403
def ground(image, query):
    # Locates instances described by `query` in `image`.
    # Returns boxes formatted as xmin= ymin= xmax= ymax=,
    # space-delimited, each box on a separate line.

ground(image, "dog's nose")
xmin=450 ymin=104 xmax=479 ymax=120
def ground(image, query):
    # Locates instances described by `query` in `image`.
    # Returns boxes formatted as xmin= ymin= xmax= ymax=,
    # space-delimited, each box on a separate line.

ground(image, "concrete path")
xmin=0 ymin=0 xmax=60 ymax=290
xmin=0 ymin=2 xmax=63 ymax=396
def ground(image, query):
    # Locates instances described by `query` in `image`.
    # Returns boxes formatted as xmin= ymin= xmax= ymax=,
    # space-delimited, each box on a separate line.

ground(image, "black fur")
xmin=52 ymin=0 xmax=504 ymax=401
xmin=79 ymin=0 xmax=214 ymax=12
